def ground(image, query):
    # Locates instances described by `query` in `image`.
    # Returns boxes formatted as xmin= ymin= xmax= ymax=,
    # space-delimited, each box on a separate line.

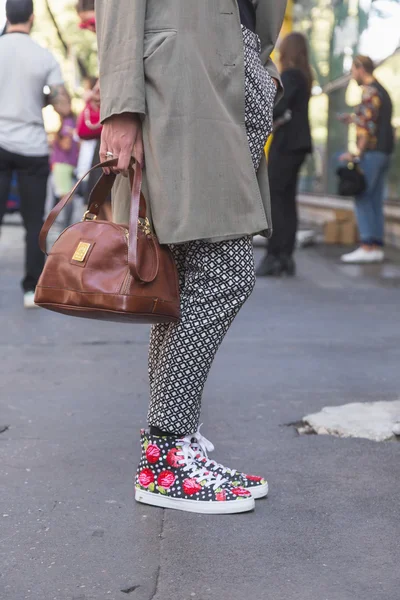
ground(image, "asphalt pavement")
xmin=1 ymin=220 xmax=399 ymax=600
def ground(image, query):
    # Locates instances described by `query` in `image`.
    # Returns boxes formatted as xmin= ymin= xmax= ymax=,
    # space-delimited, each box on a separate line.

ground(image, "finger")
xmin=99 ymin=133 xmax=111 ymax=175
xmin=117 ymin=148 xmax=133 ymax=174
xmin=104 ymin=146 xmax=121 ymax=175
xmin=99 ymin=151 xmax=113 ymax=175
xmin=134 ymin=135 xmax=145 ymax=169
xmin=100 ymin=160 xmax=111 ymax=176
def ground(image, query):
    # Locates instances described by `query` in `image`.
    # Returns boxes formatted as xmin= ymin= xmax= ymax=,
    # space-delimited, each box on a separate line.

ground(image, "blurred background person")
xmin=0 ymin=0 xmax=67 ymax=308
xmin=257 ymin=32 xmax=312 ymax=278
xmin=51 ymin=93 xmax=80 ymax=229
xmin=74 ymin=6 xmax=111 ymax=220
xmin=77 ymin=0 xmax=96 ymax=33
xmin=76 ymin=77 xmax=102 ymax=199
xmin=338 ymin=56 xmax=394 ymax=264
xmin=76 ymin=78 xmax=110 ymax=220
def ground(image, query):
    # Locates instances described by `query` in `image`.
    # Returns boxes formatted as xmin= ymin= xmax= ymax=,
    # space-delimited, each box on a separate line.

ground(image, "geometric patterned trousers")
xmin=147 ymin=237 xmax=256 ymax=435
xmin=147 ymin=25 xmax=274 ymax=435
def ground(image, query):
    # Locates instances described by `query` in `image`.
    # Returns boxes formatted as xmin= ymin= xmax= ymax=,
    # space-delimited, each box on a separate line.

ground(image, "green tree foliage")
xmin=32 ymin=0 xmax=98 ymax=90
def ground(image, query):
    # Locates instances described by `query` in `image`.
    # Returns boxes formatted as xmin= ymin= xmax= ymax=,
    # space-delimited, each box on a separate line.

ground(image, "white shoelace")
xmin=177 ymin=436 xmax=228 ymax=490
xmin=189 ymin=427 xmax=239 ymax=477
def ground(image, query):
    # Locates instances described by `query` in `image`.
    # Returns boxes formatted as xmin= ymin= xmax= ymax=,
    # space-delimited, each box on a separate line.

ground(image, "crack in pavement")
xmin=149 ymin=509 xmax=166 ymax=600
xmin=121 ymin=585 xmax=140 ymax=594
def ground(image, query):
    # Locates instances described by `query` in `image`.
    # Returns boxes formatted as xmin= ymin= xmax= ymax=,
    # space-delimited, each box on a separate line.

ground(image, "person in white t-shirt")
xmin=0 ymin=0 xmax=68 ymax=308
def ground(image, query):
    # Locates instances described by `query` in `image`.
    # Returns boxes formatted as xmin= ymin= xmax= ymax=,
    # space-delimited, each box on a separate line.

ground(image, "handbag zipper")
xmin=120 ymin=221 xmax=152 ymax=294
xmin=120 ymin=229 xmax=132 ymax=294
xmin=121 ymin=269 xmax=133 ymax=295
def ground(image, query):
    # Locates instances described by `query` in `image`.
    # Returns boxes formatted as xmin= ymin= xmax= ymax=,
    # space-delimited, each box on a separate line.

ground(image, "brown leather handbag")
xmin=34 ymin=160 xmax=181 ymax=323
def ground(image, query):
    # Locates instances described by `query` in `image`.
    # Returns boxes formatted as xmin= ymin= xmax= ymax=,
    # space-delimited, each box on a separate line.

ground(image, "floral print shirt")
xmin=353 ymin=83 xmax=382 ymax=151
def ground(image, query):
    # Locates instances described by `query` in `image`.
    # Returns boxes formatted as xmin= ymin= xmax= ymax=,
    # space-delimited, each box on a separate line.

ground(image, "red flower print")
xmin=231 ymin=487 xmax=251 ymax=497
xmin=215 ymin=490 xmax=227 ymax=502
xmin=157 ymin=470 xmax=176 ymax=489
xmin=183 ymin=478 xmax=202 ymax=496
xmin=245 ymin=475 xmax=263 ymax=482
xmin=166 ymin=448 xmax=181 ymax=468
xmin=146 ymin=444 xmax=161 ymax=464
xmin=138 ymin=468 xmax=155 ymax=488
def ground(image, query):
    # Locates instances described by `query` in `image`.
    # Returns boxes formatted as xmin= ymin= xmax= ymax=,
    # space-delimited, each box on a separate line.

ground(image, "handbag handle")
xmin=84 ymin=161 xmax=159 ymax=283
xmin=39 ymin=159 xmax=159 ymax=283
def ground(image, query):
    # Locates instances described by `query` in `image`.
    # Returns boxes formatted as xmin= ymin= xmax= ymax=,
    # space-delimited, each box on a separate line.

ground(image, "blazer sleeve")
xmin=96 ymin=0 xmax=147 ymax=122
xmin=255 ymin=0 xmax=288 ymax=104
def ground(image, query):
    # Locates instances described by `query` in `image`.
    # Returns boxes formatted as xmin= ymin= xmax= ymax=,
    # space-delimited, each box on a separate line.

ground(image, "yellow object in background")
xmin=281 ymin=0 xmax=294 ymax=39
xmin=264 ymin=135 xmax=273 ymax=156
xmin=265 ymin=0 xmax=294 ymax=158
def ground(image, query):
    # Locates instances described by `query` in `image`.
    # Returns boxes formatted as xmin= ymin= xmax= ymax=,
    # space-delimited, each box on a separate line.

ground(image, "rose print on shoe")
xmin=215 ymin=490 xmax=227 ymax=502
xmin=135 ymin=432 xmax=255 ymax=513
xmin=146 ymin=444 xmax=161 ymax=464
xmin=157 ymin=470 xmax=175 ymax=489
xmin=245 ymin=475 xmax=263 ymax=482
xmin=231 ymin=487 xmax=252 ymax=497
xmin=183 ymin=478 xmax=202 ymax=496
xmin=166 ymin=447 xmax=181 ymax=468
xmin=138 ymin=468 xmax=155 ymax=488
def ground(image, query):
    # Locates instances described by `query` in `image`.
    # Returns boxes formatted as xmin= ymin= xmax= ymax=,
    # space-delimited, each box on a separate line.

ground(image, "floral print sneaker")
xmin=190 ymin=429 xmax=269 ymax=500
xmin=135 ymin=431 xmax=255 ymax=514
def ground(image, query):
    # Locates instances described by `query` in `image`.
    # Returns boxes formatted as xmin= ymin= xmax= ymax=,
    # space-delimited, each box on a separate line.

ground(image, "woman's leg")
xmin=147 ymin=236 xmax=256 ymax=437
xmin=135 ymin=237 xmax=257 ymax=513
xmin=266 ymin=146 xmax=287 ymax=260
xmin=283 ymin=153 xmax=306 ymax=258
xmin=148 ymin=243 xmax=187 ymax=397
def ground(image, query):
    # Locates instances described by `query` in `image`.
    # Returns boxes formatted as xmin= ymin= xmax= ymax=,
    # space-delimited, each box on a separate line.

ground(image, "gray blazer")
xmin=96 ymin=0 xmax=287 ymax=244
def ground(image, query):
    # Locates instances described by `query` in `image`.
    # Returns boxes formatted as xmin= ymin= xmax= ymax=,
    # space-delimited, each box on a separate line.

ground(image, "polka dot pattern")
xmin=135 ymin=431 xmax=252 ymax=504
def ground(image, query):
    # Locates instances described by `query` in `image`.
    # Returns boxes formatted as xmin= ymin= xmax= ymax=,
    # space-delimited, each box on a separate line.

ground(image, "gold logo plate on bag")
xmin=72 ymin=242 xmax=91 ymax=262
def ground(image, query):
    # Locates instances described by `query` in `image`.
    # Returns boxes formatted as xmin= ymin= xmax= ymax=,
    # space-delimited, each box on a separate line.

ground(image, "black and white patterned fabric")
xmin=148 ymin=237 xmax=256 ymax=435
xmin=242 ymin=24 xmax=276 ymax=171
xmin=146 ymin=26 xmax=274 ymax=435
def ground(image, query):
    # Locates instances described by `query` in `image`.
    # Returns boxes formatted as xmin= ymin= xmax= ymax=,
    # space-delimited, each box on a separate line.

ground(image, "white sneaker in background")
xmin=370 ymin=249 xmax=385 ymax=262
xmin=23 ymin=291 xmax=39 ymax=309
xmin=393 ymin=423 xmax=400 ymax=436
xmin=341 ymin=247 xmax=384 ymax=264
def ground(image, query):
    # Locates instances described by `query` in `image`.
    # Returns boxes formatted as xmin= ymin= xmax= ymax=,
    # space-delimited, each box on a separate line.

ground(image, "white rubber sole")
xmin=135 ymin=489 xmax=255 ymax=514
xmin=249 ymin=482 xmax=269 ymax=500
xmin=24 ymin=297 xmax=39 ymax=309
xmin=341 ymin=257 xmax=384 ymax=264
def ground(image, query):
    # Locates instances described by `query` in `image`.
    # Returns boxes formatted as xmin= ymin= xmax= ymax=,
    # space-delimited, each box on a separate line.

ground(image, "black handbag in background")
xmin=336 ymin=160 xmax=367 ymax=196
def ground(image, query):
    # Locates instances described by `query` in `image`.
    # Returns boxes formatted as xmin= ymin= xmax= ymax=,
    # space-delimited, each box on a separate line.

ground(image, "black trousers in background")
xmin=0 ymin=146 xmax=50 ymax=292
xmin=267 ymin=147 xmax=307 ymax=258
